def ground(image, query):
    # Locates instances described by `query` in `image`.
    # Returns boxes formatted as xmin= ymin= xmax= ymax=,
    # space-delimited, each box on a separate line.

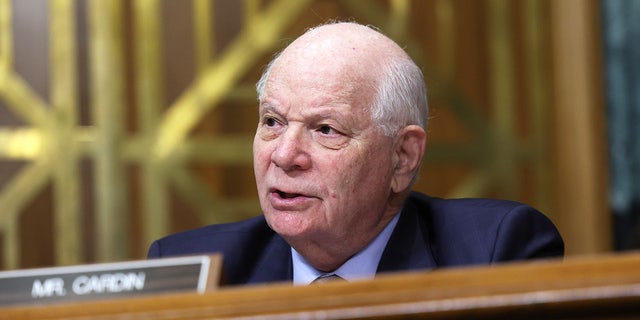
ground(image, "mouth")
xmin=268 ymin=186 xmax=316 ymax=200
xmin=267 ymin=188 xmax=316 ymax=210
xmin=267 ymin=188 xmax=314 ymax=210
xmin=276 ymin=190 xmax=302 ymax=199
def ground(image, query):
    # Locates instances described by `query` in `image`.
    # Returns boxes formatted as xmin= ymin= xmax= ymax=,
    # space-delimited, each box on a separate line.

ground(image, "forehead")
xmin=259 ymin=24 xmax=397 ymax=122
xmin=262 ymin=64 xmax=375 ymax=124
xmin=266 ymin=49 xmax=376 ymax=109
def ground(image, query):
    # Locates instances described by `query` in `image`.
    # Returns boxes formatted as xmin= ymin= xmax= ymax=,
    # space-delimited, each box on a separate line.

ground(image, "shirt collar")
xmin=292 ymin=213 xmax=400 ymax=285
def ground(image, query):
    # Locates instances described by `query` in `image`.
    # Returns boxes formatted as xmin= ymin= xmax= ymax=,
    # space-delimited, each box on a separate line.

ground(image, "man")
xmin=148 ymin=22 xmax=563 ymax=285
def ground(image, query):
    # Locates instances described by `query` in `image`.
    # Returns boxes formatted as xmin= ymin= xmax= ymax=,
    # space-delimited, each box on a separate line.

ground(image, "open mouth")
xmin=276 ymin=190 xmax=302 ymax=199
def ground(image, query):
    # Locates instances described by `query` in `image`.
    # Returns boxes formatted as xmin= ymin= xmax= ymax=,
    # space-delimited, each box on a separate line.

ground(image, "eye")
xmin=257 ymin=115 xmax=283 ymax=141
xmin=265 ymin=117 xmax=277 ymax=127
xmin=318 ymin=125 xmax=334 ymax=135
xmin=314 ymin=124 xmax=350 ymax=149
xmin=261 ymin=115 xmax=283 ymax=128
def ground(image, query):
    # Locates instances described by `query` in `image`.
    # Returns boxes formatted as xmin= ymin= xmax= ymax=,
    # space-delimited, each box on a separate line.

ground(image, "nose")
xmin=271 ymin=126 xmax=312 ymax=172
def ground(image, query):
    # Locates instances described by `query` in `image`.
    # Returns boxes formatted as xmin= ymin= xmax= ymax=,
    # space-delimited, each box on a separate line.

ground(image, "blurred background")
xmin=0 ymin=0 xmax=637 ymax=270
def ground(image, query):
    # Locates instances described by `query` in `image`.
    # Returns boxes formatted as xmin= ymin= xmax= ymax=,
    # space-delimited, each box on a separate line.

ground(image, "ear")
xmin=390 ymin=125 xmax=426 ymax=193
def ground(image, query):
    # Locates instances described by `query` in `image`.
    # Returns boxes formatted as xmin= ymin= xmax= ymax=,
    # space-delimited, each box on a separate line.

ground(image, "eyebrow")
xmin=259 ymin=96 xmax=358 ymax=123
xmin=258 ymin=100 xmax=277 ymax=112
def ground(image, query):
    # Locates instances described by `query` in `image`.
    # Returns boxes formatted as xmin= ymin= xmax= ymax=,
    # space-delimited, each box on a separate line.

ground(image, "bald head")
xmin=252 ymin=22 xmax=428 ymax=270
xmin=277 ymin=22 xmax=411 ymax=72
xmin=257 ymin=22 xmax=428 ymax=135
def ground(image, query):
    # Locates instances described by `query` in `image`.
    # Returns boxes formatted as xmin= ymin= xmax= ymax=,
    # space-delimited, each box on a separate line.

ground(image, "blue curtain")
xmin=602 ymin=0 xmax=640 ymax=250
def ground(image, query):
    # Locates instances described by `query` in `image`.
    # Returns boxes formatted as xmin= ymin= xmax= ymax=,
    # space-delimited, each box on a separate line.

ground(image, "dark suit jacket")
xmin=147 ymin=191 xmax=564 ymax=285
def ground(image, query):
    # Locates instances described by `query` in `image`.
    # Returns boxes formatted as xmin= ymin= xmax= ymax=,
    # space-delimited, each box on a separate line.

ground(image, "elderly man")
xmin=148 ymin=22 xmax=563 ymax=285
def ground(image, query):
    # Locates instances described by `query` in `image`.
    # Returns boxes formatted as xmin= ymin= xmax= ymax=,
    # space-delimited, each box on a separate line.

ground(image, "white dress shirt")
xmin=292 ymin=213 xmax=400 ymax=285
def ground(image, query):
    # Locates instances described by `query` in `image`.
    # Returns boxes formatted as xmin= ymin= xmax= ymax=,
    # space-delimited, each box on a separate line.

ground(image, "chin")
xmin=265 ymin=211 xmax=301 ymax=231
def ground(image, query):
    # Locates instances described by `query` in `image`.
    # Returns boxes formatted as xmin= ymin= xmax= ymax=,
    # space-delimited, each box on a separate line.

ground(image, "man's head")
xmin=253 ymin=22 xmax=428 ymax=271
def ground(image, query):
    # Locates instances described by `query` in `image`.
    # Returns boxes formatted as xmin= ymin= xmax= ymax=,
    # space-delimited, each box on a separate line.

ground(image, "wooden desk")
xmin=2 ymin=252 xmax=640 ymax=319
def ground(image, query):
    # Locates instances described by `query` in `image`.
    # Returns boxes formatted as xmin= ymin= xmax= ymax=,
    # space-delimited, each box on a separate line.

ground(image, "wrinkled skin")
xmin=253 ymin=23 xmax=426 ymax=272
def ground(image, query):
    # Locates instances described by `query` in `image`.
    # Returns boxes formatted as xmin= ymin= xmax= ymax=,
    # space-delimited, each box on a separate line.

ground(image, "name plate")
xmin=0 ymin=255 xmax=222 ymax=307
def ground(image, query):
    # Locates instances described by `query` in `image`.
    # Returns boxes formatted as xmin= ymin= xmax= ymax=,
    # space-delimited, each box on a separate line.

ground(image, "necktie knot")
xmin=312 ymin=274 xmax=345 ymax=284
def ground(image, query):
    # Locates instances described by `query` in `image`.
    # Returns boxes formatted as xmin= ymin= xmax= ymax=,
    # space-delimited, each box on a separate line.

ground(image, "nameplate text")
xmin=0 ymin=255 xmax=221 ymax=306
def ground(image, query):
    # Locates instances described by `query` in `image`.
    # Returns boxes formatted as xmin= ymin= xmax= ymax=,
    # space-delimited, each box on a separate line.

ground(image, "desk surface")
xmin=2 ymin=252 xmax=640 ymax=319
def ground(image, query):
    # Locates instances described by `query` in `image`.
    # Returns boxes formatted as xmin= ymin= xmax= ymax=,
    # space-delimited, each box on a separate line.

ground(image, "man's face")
xmin=253 ymin=49 xmax=399 ymax=250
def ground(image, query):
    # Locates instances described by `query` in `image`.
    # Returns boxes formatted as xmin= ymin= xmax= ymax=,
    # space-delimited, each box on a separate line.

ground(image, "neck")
xmin=288 ymin=213 xmax=398 ymax=272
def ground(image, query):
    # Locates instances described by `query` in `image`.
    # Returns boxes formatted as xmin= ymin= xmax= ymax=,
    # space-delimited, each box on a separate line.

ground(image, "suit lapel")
xmin=245 ymin=234 xmax=293 ymax=284
xmin=377 ymin=204 xmax=438 ymax=274
xmin=243 ymin=194 xmax=437 ymax=284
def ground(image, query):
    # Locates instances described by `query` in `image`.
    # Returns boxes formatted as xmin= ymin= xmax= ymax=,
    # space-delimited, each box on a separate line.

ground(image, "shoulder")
xmin=406 ymin=191 xmax=527 ymax=212
xmin=405 ymin=191 xmax=536 ymax=227
xmin=148 ymin=215 xmax=292 ymax=285
xmin=403 ymin=191 xmax=564 ymax=265
xmin=148 ymin=215 xmax=274 ymax=258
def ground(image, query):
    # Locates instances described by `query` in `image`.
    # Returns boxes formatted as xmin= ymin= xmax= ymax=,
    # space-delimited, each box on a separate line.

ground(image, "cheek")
xmin=253 ymin=140 xmax=270 ymax=172
xmin=253 ymin=148 xmax=273 ymax=194
xmin=349 ymin=147 xmax=394 ymax=189
xmin=323 ymin=153 xmax=358 ymax=190
xmin=327 ymin=151 xmax=387 ymax=197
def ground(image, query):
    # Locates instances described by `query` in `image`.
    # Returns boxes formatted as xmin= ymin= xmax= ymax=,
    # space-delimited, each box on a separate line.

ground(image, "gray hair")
xmin=371 ymin=57 xmax=428 ymax=136
xmin=256 ymin=54 xmax=279 ymax=102
xmin=255 ymin=43 xmax=428 ymax=137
